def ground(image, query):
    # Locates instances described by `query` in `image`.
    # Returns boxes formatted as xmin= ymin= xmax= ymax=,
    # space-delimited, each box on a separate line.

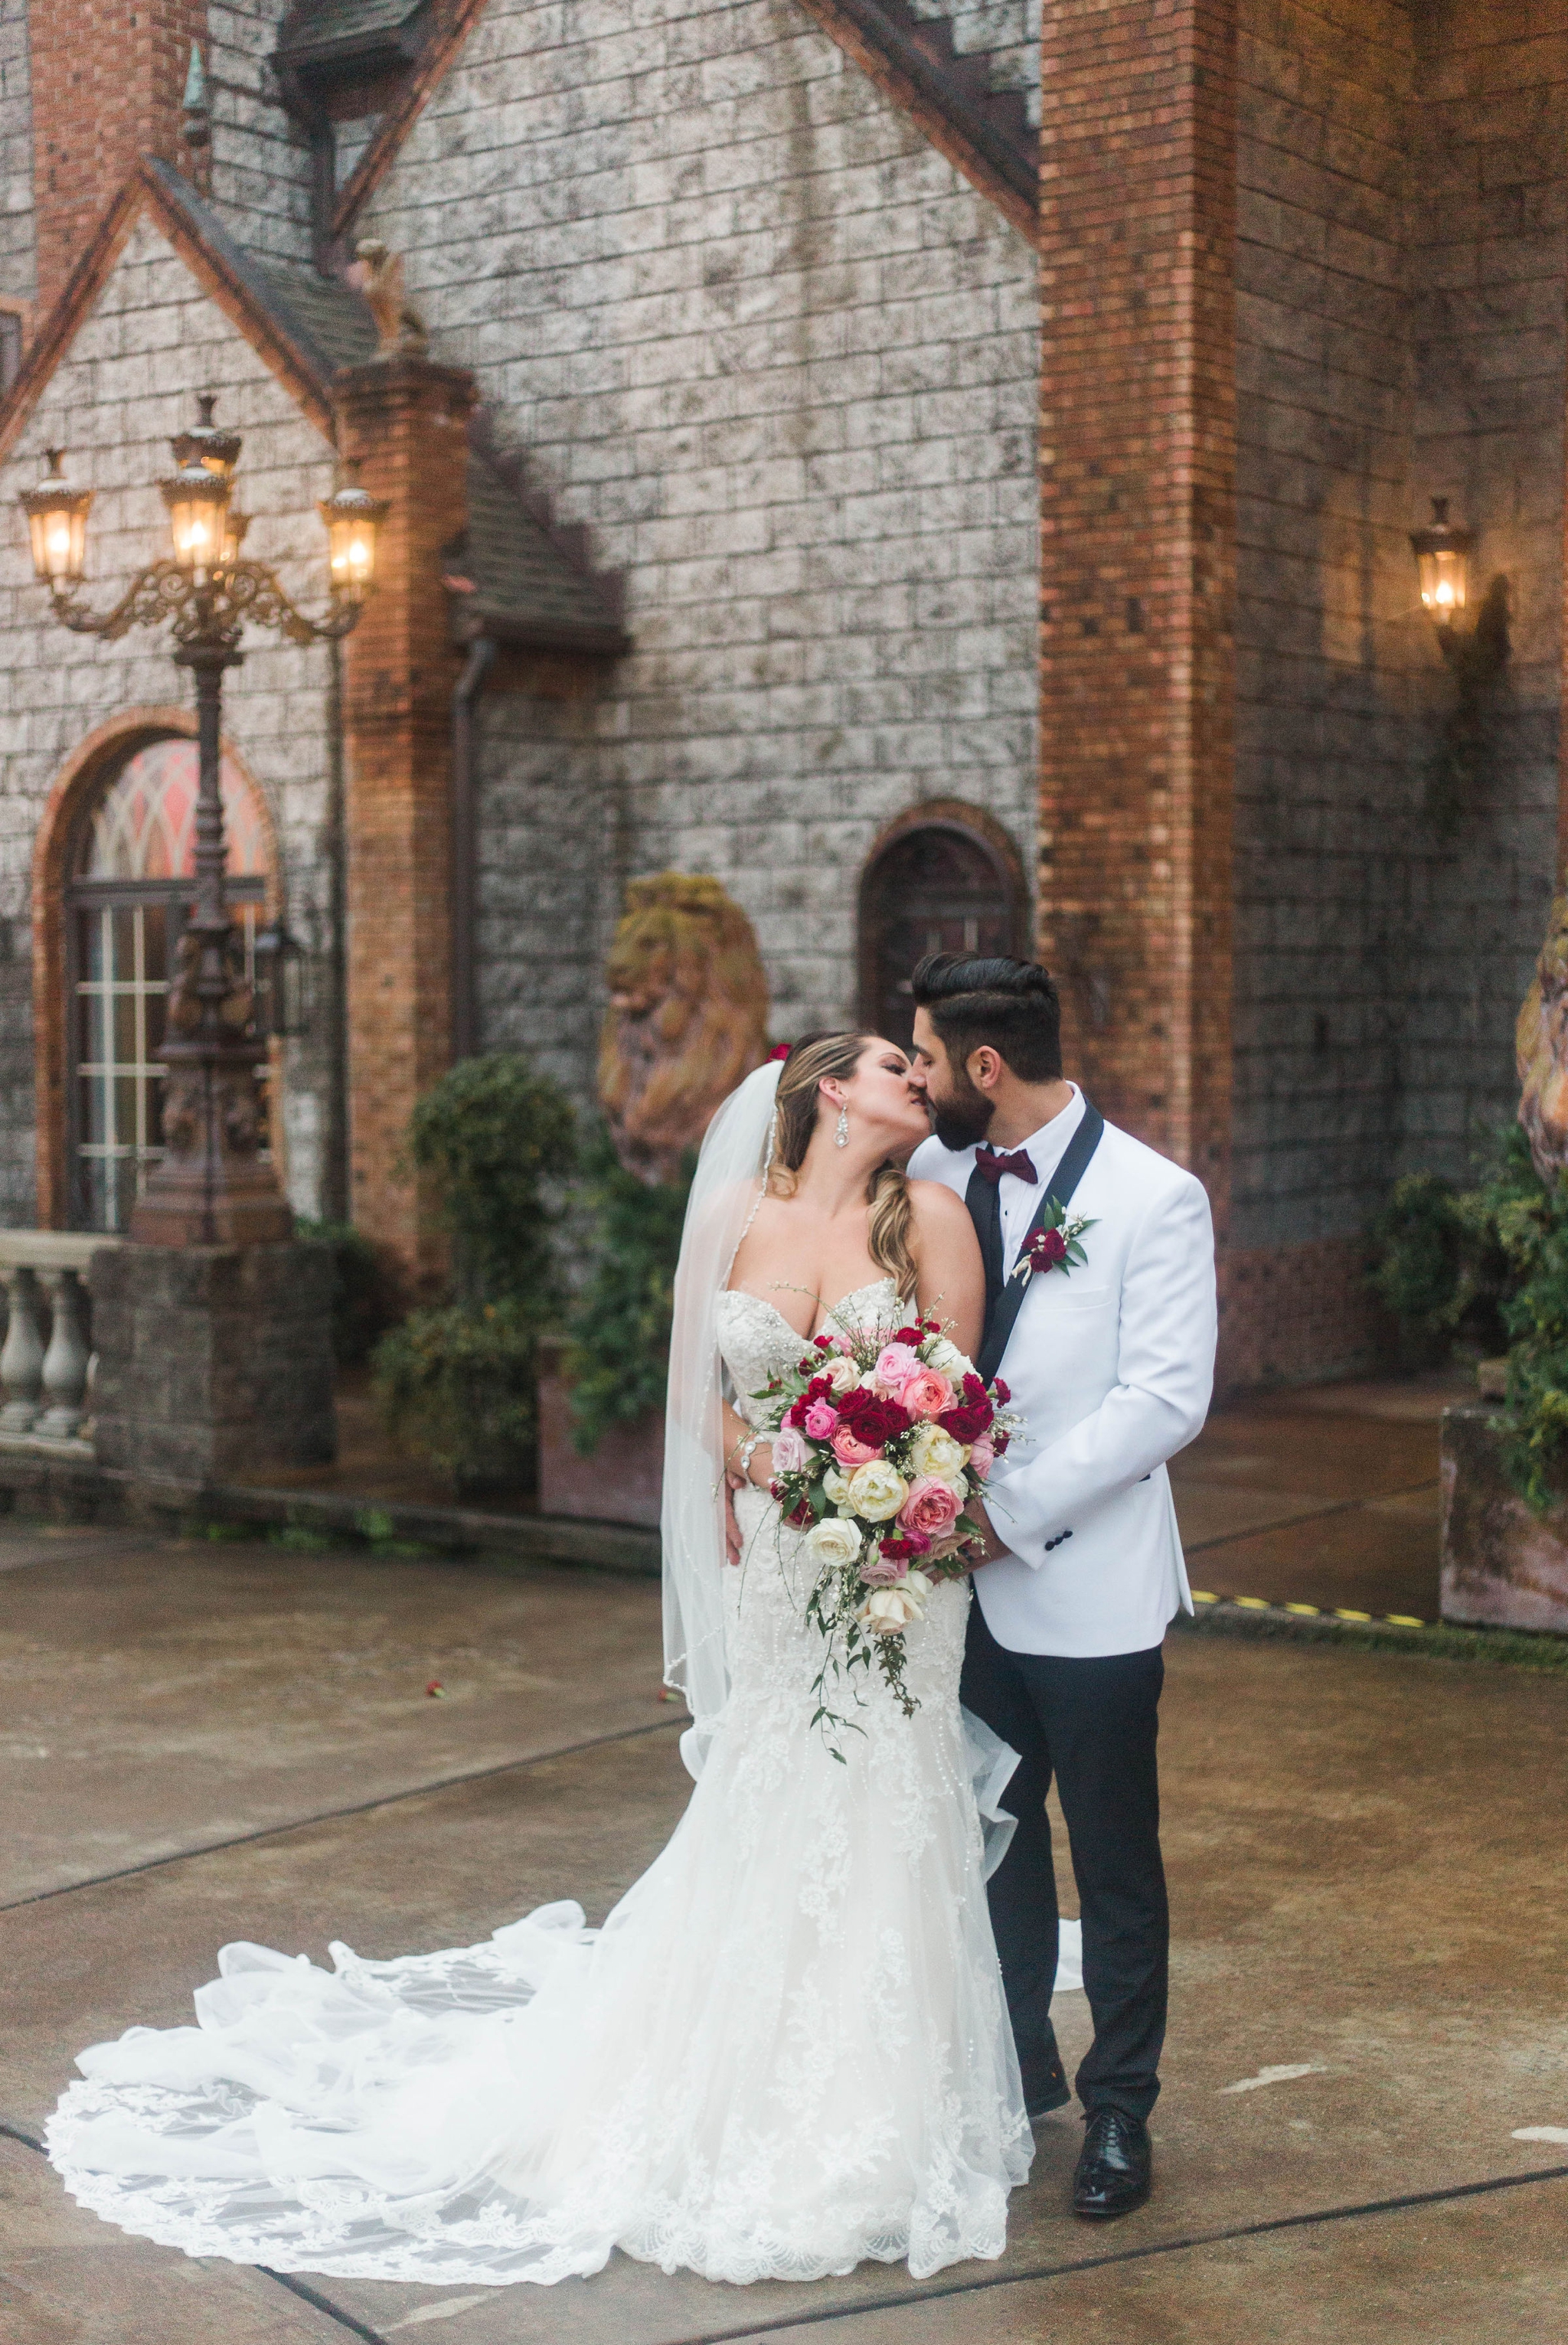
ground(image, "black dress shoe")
xmin=1020 ymin=2040 xmax=1070 ymax=2120
xmin=1073 ymin=2108 xmax=1152 ymax=2219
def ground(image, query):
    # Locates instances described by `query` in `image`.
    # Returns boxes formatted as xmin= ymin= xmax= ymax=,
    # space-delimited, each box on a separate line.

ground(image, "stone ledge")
xmin=0 ymin=1453 xmax=660 ymax=1578
xmin=1178 ymin=1592 xmax=1568 ymax=1673
xmin=1442 ymin=1404 xmax=1568 ymax=1635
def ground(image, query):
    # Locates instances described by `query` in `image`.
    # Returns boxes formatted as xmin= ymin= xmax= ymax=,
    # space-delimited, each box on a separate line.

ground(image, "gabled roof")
xmin=0 ymin=162 xmax=629 ymax=661
xmin=323 ymin=0 xmax=1038 ymax=251
xmin=277 ymin=0 xmax=432 ymax=76
xmin=455 ymin=446 xmax=629 ymax=656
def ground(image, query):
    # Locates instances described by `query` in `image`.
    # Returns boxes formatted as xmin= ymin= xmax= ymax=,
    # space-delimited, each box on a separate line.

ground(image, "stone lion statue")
xmin=599 ymin=874 xmax=770 ymax=1181
xmin=1517 ymin=896 xmax=1568 ymax=1181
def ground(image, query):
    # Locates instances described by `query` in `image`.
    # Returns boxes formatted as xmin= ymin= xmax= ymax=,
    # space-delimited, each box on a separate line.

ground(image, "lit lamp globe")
xmin=1410 ymin=498 xmax=1473 ymax=630
xmin=319 ymin=470 xmax=387 ymax=606
xmin=20 ymin=449 xmax=93 ymax=590
xmin=162 ymin=456 xmax=232 ymax=579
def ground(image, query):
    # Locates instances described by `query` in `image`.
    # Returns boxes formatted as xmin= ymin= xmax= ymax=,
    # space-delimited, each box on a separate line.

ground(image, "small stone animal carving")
xmin=599 ymin=874 xmax=770 ymax=1182
xmin=349 ymin=240 xmax=429 ymax=359
xmin=1518 ymin=897 xmax=1568 ymax=1181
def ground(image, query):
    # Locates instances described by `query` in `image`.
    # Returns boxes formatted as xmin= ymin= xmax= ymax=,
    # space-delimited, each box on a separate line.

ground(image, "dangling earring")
xmin=835 ymin=1103 xmax=850 ymax=1149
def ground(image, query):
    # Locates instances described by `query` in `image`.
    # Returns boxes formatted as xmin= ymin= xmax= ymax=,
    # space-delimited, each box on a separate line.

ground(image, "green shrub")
xmin=564 ymin=1127 xmax=694 ymax=1455
xmin=405 ymin=1053 xmax=577 ymax=1307
xmin=295 ymin=1218 xmax=395 ymax=1366
xmin=1370 ymin=1125 xmax=1568 ymax=1511
xmin=369 ymin=1053 xmax=576 ymax=1494
xmin=373 ymin=1299 xmax=543 ymax=1497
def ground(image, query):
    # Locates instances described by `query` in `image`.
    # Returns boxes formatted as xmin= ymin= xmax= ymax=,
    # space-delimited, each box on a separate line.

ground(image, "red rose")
xmin=1025 ymin=1227 xmax=1069 ymax=1270
xmin=893 ymin=1325 xmax=923 ymax=1347
xmin=838 ymin=1388 xmax=911 ymax=1445
xmin=993 ymin=1378 xmax=1011 ymax=1406
xmin=939 ymin=1403 xmax=992 ymax=1444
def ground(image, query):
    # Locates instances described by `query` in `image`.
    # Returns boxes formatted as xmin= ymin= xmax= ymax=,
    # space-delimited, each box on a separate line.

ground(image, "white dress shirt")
xmin=987 ymin=1085 xmax=1086 ymax=1278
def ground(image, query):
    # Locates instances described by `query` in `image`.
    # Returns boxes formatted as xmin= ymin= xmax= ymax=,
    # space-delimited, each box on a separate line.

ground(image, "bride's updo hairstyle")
xmin=766 ymin=1032 xmax=918 ymax=1300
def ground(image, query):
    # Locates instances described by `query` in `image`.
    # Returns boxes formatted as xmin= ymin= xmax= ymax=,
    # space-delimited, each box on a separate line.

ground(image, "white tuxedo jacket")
xmin=910 ymin=1103 xmax=1217 ymax=1658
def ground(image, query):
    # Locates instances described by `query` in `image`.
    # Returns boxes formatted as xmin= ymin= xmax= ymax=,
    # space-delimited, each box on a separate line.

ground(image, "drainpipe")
xmin=451 ymin=636 xmax=496 ymax=1063
xmin=323 ymin=636 xmax=351 ymax=1221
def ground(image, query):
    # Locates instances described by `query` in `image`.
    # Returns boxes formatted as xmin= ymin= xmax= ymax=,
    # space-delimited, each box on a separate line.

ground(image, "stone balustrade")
xmin=0 ymin=1232 xmax=125 ymax=1455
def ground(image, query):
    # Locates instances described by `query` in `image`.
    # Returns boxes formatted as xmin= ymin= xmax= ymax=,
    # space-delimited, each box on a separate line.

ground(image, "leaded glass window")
xmin=67 ymin=739 xmax=270 ymax=1232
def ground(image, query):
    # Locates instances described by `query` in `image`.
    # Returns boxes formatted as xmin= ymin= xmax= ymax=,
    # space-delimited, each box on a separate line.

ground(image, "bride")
xmin=47 ymin=1034 xmax=1033 ymax=2288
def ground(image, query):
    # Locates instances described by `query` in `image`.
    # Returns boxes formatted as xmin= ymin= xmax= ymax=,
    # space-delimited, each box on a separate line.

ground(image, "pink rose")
xmin=899 ymin=1475 xmax=962 ymax=1540
xmin=900 ymin=1367 xmax=956 ymax=1421
xmin=859 ymin=1554 xmax=909 ymax=1585
xmin=873 ymin=1342 xmax=921 ymax=1394
xmin=967 ymin=1434 xmax=995 ymax=1481
xmin=802 ymin=1399 xmax=840 ymax=1439
xmin=831 ymin=1427 xmax=881 ymax=1468
xmin=771 ymin=1425 xmax=808 ymax=1474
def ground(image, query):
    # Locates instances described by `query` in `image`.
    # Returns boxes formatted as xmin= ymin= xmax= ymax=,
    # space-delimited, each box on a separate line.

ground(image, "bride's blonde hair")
xmin=766 ymin=1032 xmax=917 ymax=1301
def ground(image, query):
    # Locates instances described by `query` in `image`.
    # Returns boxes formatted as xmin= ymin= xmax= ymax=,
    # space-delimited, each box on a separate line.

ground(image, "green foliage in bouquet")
xmin=564 ymin=1127 xmax=694 ymax=1457
xmin=1370 ymin=1124 xmax=1568 ymax=1510
xmin=371 ymin=1054 xmax=577 ymax=1494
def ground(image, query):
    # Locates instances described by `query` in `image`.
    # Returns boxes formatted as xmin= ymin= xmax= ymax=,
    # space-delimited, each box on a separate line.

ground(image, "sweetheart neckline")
xmin=720 ymin=1275 xmax=900 ymax=1344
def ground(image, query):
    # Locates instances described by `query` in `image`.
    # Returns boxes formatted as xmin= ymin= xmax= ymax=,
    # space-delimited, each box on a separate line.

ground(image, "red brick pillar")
xmin=29 ymin=0 xmax=207 ymax=313
xmin=334 ymin=358 xmax=475 ymax=1298
xmin=1037 ymin=0 xmax=1236 ymax=1206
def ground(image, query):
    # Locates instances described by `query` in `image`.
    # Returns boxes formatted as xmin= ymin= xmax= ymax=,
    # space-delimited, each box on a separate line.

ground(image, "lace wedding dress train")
xmin=47 ymin=1280 xmax=1032 ymax=2288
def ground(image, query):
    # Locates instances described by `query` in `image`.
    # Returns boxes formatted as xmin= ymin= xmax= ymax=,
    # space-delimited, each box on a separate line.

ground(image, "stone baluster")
xmin=0 ymin=1264 xmax=46 ymax=1432
xmin=36 ymin=1267 xmax=91 ymax=1441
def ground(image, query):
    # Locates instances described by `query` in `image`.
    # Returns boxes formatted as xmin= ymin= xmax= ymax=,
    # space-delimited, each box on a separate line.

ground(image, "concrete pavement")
xmin=2 ymin=1487 xmax=1565 ymax=2343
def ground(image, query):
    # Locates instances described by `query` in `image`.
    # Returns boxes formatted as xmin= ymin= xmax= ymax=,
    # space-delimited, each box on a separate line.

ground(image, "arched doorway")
xmin=65 ymin=736 xmax=272 ymax=1230
xmin=858 ymin=805 xmax=1028 ymax=1052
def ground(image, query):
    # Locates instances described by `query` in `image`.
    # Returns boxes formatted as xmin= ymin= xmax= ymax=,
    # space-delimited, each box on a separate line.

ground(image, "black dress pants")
xmin=960 ymin=1598 xmax=1168 ymax=2121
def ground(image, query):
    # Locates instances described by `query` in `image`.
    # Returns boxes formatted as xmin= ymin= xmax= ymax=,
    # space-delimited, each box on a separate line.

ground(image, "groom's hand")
xmin=962 ymin=1499 xmax=1007 ymax=1569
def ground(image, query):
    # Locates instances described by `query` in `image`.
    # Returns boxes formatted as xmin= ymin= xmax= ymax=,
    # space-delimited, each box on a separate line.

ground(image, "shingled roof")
xmin=276 ymin=0 xmax=432 ymax=71
xmin=453 ymin=447 xmax=629 ymax=657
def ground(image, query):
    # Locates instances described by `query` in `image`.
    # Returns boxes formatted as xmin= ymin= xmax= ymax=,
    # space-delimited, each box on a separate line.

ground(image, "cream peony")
xmin=908 ymin=1422 xmax=968 ymax=1482
xmin=846 ymin=1458 xmax=909 ymax=1522
xmin=858 ymin=1569 xmax=933 ymax=1635
xmin=822 ymin=1465 xmax=852 ymax=1505
xmin=824 ymin=1356 xmax=862 ymax=1397
xmin=803 ymin=1515 xmax=863 ymax=1569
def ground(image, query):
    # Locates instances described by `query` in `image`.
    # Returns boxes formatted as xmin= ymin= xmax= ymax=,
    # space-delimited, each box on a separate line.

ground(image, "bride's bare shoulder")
xmin=906 ymin=1179 xmax=979 ymax=1252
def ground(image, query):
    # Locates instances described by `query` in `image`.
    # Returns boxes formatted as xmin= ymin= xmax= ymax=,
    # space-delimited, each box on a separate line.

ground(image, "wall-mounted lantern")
xmin=1410 ymin=498 xmax=1473 ymax=631
xmin=253 ymin=922 xmax=314 ymax=1041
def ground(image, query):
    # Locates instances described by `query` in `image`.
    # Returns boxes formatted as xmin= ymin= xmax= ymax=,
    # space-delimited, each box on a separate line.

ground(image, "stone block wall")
xmin=0 ymin=217 xmax=338 ymax=1226
xmin=208 ymin=0 xmax=315 ymax=264
xmin=361 ymin=0 xmax=1040 ymax=1078
xmin=0 ymin=0 xmax=34 ymax=307
xmin=1403 ymin=2 xmax=1566 ymax=1174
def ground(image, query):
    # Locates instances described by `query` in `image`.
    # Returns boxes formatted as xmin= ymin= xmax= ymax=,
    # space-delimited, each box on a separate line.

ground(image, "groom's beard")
xmin=929 ymin=1072 xmax=995 ymax=1152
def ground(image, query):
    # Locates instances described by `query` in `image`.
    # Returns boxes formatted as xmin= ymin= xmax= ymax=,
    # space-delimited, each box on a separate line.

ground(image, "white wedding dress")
xmin=47 ymin=1277 xmax=1031 ymax=2288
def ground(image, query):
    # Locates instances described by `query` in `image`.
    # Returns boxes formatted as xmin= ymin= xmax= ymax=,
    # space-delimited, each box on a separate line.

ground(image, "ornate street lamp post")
xmin=20 ymin=399 xmax=387 ymax=1245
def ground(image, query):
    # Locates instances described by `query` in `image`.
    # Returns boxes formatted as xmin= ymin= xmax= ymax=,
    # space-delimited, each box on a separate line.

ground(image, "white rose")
xmin=908 ymin=1422 xmax=967 ymax=1481
xmin=858 ymin=1368 xmax=880 ymax=1390
xmin=846 ymin=1459 xmax=910 ymax=1522
xmin=925 ymin=1335 xmax=966 ymax=1376
xmin=822 ymin=1465 xmax=852 ymax=1504
xmin=825 ymin=1356 xmax=861 ymax=1396
xmin=858 ymin=1581 xmax=927 ymax=1635
xmin=804 ymin=1516 xmax=863 ymax=1569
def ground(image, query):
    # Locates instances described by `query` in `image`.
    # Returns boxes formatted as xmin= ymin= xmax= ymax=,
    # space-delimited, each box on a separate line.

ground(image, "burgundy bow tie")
xmin=974 ymin=1146 xmax=1038 ymax=1187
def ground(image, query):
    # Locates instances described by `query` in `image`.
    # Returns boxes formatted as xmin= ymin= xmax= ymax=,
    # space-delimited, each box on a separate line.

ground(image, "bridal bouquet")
xmin=749 ymin=1310 xmax=1018 ymax=1749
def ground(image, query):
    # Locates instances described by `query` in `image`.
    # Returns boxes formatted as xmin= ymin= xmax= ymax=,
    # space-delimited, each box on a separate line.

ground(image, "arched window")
xmin=67 ymin=737 xmax=270 ymax=1231
xmin=858 ymin=808 xmax=1028 ymax=1052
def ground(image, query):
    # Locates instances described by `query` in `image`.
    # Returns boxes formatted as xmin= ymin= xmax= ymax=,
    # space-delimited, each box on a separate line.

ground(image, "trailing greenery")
xmin=564 ymin=1127 xmax=694 ymax=1456
xmin=1370 ymin=1124 xmax=1568 ymax=1511
xmin=371 ymin=1054 xmax=577 ymax=1495
xmin=295 ymin=1218 xmax=395 ymax=1366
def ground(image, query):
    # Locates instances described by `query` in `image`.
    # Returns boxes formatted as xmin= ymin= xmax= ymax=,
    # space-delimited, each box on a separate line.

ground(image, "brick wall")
xmin=27 ymin=0 xmax=207 ymax=312
xmin=0 ymin=217 xmax=337 ymax=1226
xmin=0 ymin=0 xmax=34 ymax=305
xmin=208 ymin=0 xmax=315 ymax=263
xmin=361 ymin=0 xmax=1040 ymax=1089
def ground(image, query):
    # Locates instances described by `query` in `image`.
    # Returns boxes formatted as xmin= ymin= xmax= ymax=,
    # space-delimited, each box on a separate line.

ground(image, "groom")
xmin=906 ymin=952 xmax=1216 ymax=2220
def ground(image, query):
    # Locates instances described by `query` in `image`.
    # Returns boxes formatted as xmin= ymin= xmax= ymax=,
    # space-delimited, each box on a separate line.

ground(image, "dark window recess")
xmin=858 ymin=820 xmax=1026 ymax=1054
xmin=0 ymin=311 xmax=23 ymax=397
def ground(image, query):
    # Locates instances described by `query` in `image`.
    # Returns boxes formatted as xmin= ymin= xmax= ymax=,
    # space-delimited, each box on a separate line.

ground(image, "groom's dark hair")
xmin=910 ymin=952 xmax=1063 ymax=1083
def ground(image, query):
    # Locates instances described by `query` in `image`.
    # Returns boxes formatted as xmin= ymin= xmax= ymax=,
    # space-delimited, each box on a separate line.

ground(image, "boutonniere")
xmin=1012 ymin=1200 xmax=1096 ymax=1282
